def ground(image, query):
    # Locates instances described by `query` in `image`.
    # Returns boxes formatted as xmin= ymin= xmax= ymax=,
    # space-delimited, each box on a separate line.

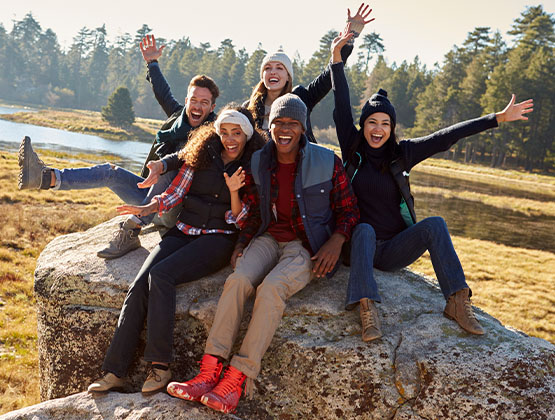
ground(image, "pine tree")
xmin=101 ymin=86 xmax=135 ymax=126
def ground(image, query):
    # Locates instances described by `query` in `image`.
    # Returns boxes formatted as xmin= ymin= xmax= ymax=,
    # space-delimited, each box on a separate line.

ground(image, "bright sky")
xmin=2 ymin=0 xmax=553 ymax=69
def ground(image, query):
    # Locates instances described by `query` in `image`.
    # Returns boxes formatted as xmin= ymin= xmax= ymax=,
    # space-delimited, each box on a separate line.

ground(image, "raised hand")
xmin=496 ymin=95 xmax=534 ymax=123
xmin=345 ymin=3 xmax=375 ymax=36
xmin=138 ymin=160 xmax=164 ymax=189
xmin=139 ymin=34 xmax=165 ymax=63
xmin=224 ymin=166 xmax=246 ymax=193
xmin=331 ymin=25 xmax=355 ymax=62
xmin=117 ymin=201 xmax=158 ymax=218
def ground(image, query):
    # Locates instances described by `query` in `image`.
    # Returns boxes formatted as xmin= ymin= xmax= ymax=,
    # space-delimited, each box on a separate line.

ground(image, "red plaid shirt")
xmin=238 ymin=154 xmax=359 ymax=254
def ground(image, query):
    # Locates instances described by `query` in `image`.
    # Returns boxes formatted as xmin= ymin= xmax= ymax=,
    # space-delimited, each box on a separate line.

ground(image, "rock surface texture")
xmin=3 ymin=216 xmax=553 ymax=420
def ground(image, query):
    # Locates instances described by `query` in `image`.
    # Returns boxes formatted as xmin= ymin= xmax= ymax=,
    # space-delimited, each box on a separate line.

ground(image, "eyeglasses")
xmin=271 ymin=121 xmax=302 ymax=130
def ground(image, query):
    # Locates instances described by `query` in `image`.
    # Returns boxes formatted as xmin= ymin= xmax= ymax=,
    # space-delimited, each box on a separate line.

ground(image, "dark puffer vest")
xmin=176 ymin=141 xmax=241 ymax=231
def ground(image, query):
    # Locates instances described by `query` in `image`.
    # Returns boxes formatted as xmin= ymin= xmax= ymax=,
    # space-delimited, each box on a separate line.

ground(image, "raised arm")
xmin=403 ymin=95 xmax=533 ymax=169
xmin=141 ymin=34 xmax=182 ymax=117
xmin=293 ymin=3 xmax=374 ymax=111
xmin=330 ymin=28 xmax=360 ymax=159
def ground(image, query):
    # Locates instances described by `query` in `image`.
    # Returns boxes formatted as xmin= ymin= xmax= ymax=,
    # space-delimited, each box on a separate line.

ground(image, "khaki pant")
xmin=205 ymin=233 xmax=312 ymax=379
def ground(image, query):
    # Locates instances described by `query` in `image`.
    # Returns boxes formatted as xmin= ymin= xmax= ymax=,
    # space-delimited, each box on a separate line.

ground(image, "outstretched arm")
xmin=496 ymin=95 xmax=533 ymax=123
xmin=142 ymin=34 xmax=181 ymax=117
xmin=117 ymin=200 xmax=158 ymax=217
xmin=403 ymin=95 xmax=534 ymax=170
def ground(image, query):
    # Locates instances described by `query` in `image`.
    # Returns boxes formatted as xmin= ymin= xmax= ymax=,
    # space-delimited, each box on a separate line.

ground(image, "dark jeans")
xmin=102 ymin=229 xmax=237 ymax=377
xmin=346 ymin=217 xmax=468 ymax=309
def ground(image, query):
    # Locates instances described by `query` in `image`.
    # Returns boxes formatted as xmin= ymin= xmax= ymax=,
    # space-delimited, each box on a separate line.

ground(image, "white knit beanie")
xmin=260 ymin=49 xmax=294 ymax=81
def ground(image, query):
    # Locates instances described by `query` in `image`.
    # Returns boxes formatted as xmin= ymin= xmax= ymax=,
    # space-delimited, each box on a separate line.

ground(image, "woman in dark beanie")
xmin=330 ymin=29 xmax=533 ymax=341
xmin=244 ymin=3 xmax=374 ymax=142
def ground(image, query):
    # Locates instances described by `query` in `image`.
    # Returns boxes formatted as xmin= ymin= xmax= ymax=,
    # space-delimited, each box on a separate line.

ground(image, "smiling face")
xmin=262 ymin=61 xmax=290 ymax=93
xmin=270 ymin=117 xmax=304 ymax=163
xmin=363 ymin=112 xmax=392 ymax=149
xmin=219 ymin=123 xmax=248 ymax=163
xmin=184 ymin=86 xmax=216 ymax=127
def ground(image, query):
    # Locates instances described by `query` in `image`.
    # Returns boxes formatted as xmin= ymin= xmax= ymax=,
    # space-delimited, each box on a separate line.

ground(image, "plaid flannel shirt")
xmin=237 ymin=154 xmax=359 ymax=253
xmin=155 ymin=162 xmax=249 ymax=235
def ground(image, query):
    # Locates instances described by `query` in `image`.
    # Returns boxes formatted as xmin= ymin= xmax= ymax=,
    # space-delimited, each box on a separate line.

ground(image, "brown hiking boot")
xmin=97 ymin=219 xmax=141 ymax=259
xmin=142 ymin=364 xmax=171 ymax=394
xmin=444 ymin=288 xmax=485 ymax=335
xmin=87 ymin=372 xmax=125 ymax=393
xmin=360 ymin=298 xmax=382 ymax=342
xmin=18 ymin=136 xmax=52 ymax=190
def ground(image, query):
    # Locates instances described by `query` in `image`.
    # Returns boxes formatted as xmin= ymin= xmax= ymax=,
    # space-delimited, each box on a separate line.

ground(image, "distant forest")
xmin=0 ymin=5 xmax=553 ymax=170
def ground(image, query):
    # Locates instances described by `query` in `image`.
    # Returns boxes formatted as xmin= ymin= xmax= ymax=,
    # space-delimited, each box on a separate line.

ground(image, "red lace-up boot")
xmin=200 ymin=365 xmax=246 ymax=414
xmin=166 ymin=354 xmax=222 ymax=401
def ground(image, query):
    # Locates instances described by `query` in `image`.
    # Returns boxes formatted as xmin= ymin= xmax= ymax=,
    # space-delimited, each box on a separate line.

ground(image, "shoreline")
xmin=0 ymin=107 xmax=163 ymax=142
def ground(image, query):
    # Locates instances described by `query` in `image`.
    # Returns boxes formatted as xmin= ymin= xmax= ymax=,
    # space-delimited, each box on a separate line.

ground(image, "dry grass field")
xmin=0 ymin=149 xmax=553 ymax=414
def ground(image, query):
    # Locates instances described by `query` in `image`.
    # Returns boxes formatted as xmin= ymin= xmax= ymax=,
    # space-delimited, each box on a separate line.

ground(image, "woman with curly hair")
xmin=87 ymin=106 xmax=266 ymax=395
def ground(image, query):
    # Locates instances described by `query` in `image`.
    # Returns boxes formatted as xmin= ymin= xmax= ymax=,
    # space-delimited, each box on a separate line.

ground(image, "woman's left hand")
xmin=116 ymin=201 xmax=158 ymax=217
xmin=224 ymin=166 xmax=246 ymax=193
xmin=496 ymin=95 xmax=534 ymax=123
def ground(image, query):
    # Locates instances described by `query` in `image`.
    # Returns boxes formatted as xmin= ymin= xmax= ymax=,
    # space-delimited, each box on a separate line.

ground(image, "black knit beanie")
xmin=359 ymin=88 xmax=396 ymax=128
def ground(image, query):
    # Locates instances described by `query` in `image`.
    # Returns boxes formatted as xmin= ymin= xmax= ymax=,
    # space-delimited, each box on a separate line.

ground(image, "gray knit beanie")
xmin=269 ymin=94 xmax=307 ymax=131
xmin=359 ymin=88 xmax=397 ymax=127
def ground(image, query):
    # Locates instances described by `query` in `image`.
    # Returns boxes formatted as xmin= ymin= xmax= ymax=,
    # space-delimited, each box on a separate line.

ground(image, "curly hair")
xmin=178 ymin=105 xmax=267 ymax=170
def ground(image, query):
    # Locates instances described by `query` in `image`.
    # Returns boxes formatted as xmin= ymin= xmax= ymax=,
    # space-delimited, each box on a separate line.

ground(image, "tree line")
xmin=0 ymin=5 xmax=552 ymax=170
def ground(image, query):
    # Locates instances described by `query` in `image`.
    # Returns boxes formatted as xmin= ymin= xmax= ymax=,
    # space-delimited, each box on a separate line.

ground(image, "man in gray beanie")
xmin=166 ymin=92 xmax=359 ymax=413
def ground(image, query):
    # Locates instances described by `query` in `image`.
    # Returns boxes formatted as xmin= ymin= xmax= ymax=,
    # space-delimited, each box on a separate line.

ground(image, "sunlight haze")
xmin=3 ymin=0 xmax=553 ymax=68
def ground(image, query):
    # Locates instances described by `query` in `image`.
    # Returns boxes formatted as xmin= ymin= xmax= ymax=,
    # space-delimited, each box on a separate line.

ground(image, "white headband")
xmin=214 ymin=110 xmax=254 ymax=141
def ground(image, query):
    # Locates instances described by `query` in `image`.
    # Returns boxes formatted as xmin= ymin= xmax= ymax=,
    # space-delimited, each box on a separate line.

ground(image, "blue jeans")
xmin=53 ymin=164 xmax=177 ymax=226
xmin=346 ymin=217 xmax=468 ymax=309
xmin=102 ymin=229 xmax=237 ymax=377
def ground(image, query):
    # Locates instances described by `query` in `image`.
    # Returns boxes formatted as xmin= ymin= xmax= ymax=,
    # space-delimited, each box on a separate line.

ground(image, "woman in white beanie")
xmin=86 ymin=106 xmax=265 ymax=396
xmin=245 ymin=3 xmax=374 ymax=143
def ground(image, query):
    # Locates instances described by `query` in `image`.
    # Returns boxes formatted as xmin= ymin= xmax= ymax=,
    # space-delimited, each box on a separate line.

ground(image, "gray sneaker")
xmin=97 ymin=220 xmax=141 ymax=259
xmin=18 ymin=136 xmax=52 ymax=190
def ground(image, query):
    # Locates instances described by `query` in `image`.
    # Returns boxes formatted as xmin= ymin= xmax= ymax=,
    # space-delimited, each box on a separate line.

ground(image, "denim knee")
xmin=353 ymin=223 xmax=376 ymax=246
xmin=419 ymin=216 xmax=448 ymax=239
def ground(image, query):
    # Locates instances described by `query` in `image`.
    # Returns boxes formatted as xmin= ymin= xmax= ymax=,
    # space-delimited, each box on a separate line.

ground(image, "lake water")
xmin=0 ymin=106 xmax=151 ymax=171
xmin=0 ymin=106 xmax=552 ymax=253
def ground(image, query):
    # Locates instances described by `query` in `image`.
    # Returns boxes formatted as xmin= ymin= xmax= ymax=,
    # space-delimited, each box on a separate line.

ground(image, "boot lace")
xmin=108 ymin=227 xmax=128 ymax=250
xmin=188 ymin=359 xmax=221 ymax=385
xmin=212 ymin=367 xmax=244 ymax=397
xmin=145 ymin=366 xmax=162 ymax=383
xmin=361 ymin=305 xmax=376 ymax=328
xmin=463 ymin=297 xmax=478 ymax=322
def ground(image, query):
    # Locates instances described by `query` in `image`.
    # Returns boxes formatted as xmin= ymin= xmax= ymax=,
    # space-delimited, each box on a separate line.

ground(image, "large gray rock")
xmin=12 ymin=216 xmax=555 ymax=419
